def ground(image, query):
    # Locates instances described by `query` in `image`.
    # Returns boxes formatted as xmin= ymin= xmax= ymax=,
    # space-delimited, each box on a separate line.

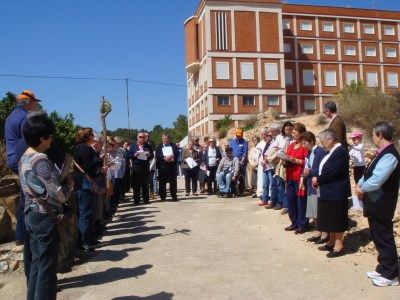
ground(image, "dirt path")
xmin=1 ymin=179 xmax=398 ymax=299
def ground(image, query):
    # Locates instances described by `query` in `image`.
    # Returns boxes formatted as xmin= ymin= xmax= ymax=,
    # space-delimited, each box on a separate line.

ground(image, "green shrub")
xmin=216 ymin=115 xmax=233 ymax=131
xmin=218 ymin=127 xmax=228 ymax=139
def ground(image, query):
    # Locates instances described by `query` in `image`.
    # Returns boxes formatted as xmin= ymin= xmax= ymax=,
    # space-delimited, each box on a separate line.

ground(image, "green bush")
xmin=218 ymin=127 xmax=228 ymax=139
xmin=216 ymin=115 xmax=233 ymax=131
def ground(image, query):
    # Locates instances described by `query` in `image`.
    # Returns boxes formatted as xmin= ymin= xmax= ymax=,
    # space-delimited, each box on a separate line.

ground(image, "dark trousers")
xmin=271 ymin=175 xmax=285 ymax=206
xmin=25 ymin=210 xmax=59 ymax=300
xmin=207 ymin=166 xmax=218 ymax=194
xmin=353 ymin=166 xmax=365 ymax=184
xmin=184 ymin=166 xmax=199 ymax=194
xmin=124 ymin=168 xmax=131 ymax=193
xmin=132 ymin=165 xmax=150 ymax=203
xmin=75 ymin=189 xmax=93 ymax=245
xmin=158 ymin=166 xmax=177 ymax=200
xmin=287 ymin=179 xmax=308 ymax=230
xmin=368 ymin=218 xmax=399 ymax=279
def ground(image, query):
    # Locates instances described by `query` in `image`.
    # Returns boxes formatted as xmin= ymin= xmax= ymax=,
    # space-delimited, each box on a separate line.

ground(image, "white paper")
xmin=206 ymin=170 xmax=210 ymax=177
xmin=162 ymin=146 xmax=173 ymax=157
xmin=351 ymin=195 xmax=364 ymax=211
xmin=137 ymin=151 xmax=148 ymax=160
xmin=185 ymin=157 xmax=197 ymax=169
xmin=108 ymin=161 xmax=121 ymax=171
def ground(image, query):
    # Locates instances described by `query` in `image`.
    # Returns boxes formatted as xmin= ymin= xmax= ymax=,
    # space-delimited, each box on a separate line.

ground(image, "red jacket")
xmin=286 ymin=142 xmax=308 ymax=181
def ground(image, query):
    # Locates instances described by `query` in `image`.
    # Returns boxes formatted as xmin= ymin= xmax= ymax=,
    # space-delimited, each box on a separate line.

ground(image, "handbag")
xmin=73 ymin=161 xmax=100 ymax=193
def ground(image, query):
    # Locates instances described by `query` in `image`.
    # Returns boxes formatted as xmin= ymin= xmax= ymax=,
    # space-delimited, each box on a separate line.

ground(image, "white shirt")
xmin=349 ymin=143 xmax=366 ymax=167
xmin=255 ymin=140 xmax=266 ymax=167
xmin=208 ymin=147 xmax=217 ymax=167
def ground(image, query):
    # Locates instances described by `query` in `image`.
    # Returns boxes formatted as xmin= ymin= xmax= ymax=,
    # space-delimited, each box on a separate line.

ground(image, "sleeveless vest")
xmin=363 ymin=144 xmax=400 ymax=220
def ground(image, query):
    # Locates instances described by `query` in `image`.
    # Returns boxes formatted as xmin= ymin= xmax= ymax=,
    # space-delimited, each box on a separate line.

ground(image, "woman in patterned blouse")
xmin=19 ymin=111 xmax=73 ymax=300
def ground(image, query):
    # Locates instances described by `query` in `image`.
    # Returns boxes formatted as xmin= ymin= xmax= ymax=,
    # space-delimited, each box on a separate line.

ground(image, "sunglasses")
xmin=209 ymin=141 xmax=215 ymax=143
xmin=138 ymin=136 xmax=145 ymax=138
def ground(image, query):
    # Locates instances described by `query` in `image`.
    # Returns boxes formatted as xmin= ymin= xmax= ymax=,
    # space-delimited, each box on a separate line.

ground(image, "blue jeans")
xmin=271 ymin=175 xmax=286 ymax=207
xmin=286 ymin=179 xmax=308 ymax=230
xmin=217 ymin=171 xmax=233 ymax=193
xmin=25 ymin=210 xmax=59 ymax=300
xmin=75 ymin=189 xmax=93 ymax=245
xmin=16 ymin=190 xmax=26 ymax=242
xmin=261 ymin=169 xmax=273 ymax=202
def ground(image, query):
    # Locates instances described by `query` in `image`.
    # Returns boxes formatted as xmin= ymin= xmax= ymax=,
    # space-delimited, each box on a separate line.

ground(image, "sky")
xmin=1 ymin=0 xmax=399 ymax=132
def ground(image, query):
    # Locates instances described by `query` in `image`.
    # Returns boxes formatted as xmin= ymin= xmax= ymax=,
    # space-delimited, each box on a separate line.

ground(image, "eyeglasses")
xmin=209 ymin=141 xmax=215 ymax=143
xmin=267 ymin=135 xmax=273 ymax=137
xmin=138 ymin=136 xmax=145 ymax=139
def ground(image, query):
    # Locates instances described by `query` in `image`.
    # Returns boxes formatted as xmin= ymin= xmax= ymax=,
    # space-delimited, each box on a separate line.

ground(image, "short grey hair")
xmin=373 ymin=121 xmax=395 ymax=141
xmin=318 ymin=129 xmax=337 ymax=142
xmin=269 ymin=123 xmax=282 ymax=133
xmin=260 ymin=127 xmax=268 ymax=134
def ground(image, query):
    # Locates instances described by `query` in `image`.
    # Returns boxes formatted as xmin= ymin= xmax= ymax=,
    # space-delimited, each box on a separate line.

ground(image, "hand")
xmin=311 ymin=176 xmax=318 ymax=188
xmin=355 ymin=185 xmax=364 ymax=199
xmin=100 ymin=166 xmax=107 ymax=174
xmin=134 ymin=152 xmax=139 ymax=157
xmin=303 ymin=168 xmax=310 ymax=177
xmin=232 ymin=176 xmax=236 ymax=181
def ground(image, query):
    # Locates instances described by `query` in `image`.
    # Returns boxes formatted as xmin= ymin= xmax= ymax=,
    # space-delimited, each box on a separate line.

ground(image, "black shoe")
xmin=172 ymin=198 xmax=179 ymax=202
xmin=326 ymin=250 xmax=345 ymax=258
xmin=307 ymin=236 xmax=321 ymax=242
xmin=81 ymin=243 xmax=95 ymax=252
xmin=273 ymin=204 xmax=282 ymax=210
xmin=251 ymin=194 xmax=258 ymax=198
xmin=284 ymin=225 xmax=297 ymax=231
xmin=318 ymin=244 xmax=334 ymax=252
xmin=160 ymin=198 xmax=166 ymax=202
xmin=315 ymin=236 xmax=330 ymax=244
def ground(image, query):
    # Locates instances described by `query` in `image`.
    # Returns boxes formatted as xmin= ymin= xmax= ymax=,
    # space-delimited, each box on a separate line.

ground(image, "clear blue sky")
xmin=0 ymin=0 xmax=398 ymax=131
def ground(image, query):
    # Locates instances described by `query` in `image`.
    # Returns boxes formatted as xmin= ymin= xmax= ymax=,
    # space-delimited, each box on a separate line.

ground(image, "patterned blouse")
xmin=19 ymin=152 xmax=73 ymax=215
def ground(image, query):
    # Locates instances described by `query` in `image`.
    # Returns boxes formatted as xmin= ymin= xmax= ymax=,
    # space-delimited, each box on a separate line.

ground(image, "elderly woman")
xmin=74 ymin=127 xmax=104 ymax=251
xmin=284 ymin=122 xmax=309 ymax=234
xmin=204 ymin=137 xmax=222 ymax=195
xmin=247 ymin=135 xmax=261 ymax=196
xmin=356 ymin=121 xmax=399 ymax=287
xmin=312 ymin=129 xmax=350 ymax=258
xmin=182 ymin=141 xmax=201 ymax=196
xmin=19 ymin=111 xmax=73 ymax=300
xmin=254 ymin=128 xmax=268 ymax=198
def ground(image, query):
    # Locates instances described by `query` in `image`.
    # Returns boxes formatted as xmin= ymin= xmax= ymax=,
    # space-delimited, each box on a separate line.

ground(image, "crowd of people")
xmin=4 ymin=90 xmax=400 ymax=299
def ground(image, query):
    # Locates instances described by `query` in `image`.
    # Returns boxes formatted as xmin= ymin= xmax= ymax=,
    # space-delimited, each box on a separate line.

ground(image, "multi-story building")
xmin=184 ymin=0 xmax=400 ymax=136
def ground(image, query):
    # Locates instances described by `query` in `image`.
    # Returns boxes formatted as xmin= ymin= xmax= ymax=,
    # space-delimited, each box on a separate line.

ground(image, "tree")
xmin=172 ymin=114 xmax=188 ymax=142
xmin=49 ymin=111 xmax=78 ymax=154
xmin=0 ymin=92 xmax=17 ymax=142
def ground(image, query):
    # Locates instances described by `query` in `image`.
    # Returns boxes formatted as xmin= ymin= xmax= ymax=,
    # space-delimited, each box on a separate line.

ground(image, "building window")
xmin=387 ymin=73 xmax=399 ymax=88
xmin=364 ymin=24 xmax=375 ymax=35
xmin=343 ymin=23 xmax=355 ymax=33
xmin=216 ymin=12 xmax=228 ymax=50
xmin=302 ymin=70 xmax=315 ymax=86
xmin=304 ymin=99 xmax=316 ymax=111
xmin=322 ymin=21 xmax=334 ymax=32
xmin=285 ymin=69 xmax=293 ymax=85
xmin=243 ymin=95 xmax=255 ymax=106
xmin=284 ymin=43 xmax=291 ymax=53
xmin=386 ymin=48 xmax=397 ymax=58
xmin=346 ymin=71 xmax=358 ymax=85
xmin=323 ymin=44 xmax=335 ymax=55
xmin=344 ymin=46 xmax=356 ymax=56
xmin=300 ymin=20 xmax=312 ymax=31
xmin=216 ymin=62 xmax=230 ymax=80
xmin=301 ymin=44 xmax=313 ymax=54
xmin=384 ymin=25 xmax=395 ymax=36
xmin=240 ymin=62 xmax=254 ymax=80
xmin=217 ymin=95 xmax=230 ymax=106
xmin=283 ymin=19 xmax=290 ymax=30
xmin=287 ymin=99 xmax=295 ymax=111
xmin=365 ymin=47 xmax=377 ymax=57
xmin=265 ymin=63 xmax=278 ymax=81
xmin=267 ymin=96 xmax=279 ymax=107
xmin=324 ymin=71 xmax=337 ymax=87
xmin=366 ymin=72 xmax=378 ymax=87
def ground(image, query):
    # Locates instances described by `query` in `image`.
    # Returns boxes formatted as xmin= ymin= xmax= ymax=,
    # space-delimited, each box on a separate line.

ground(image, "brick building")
xmin=184 ymin=0 xmax=400 ymax=136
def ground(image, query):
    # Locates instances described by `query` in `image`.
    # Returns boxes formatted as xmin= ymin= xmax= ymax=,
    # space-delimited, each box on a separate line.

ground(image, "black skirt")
xmin=317 ymin=198 xmax=349 ymax=232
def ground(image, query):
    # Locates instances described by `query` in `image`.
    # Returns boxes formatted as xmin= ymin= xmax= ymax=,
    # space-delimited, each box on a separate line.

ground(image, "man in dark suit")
xmin=324 ymin=101 xmax=348 ymax=148
xmin=156 ymin=133 xmax=179 ymax=201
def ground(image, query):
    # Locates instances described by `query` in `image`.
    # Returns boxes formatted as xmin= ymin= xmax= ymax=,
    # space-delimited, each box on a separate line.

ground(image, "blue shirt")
xmin=358 ymin=153 xmax=398 ymax=192
xmin=5 ymin=105 xmax=28 ymax=173
xmin=229 ymin=138 xmax=248 ymax=161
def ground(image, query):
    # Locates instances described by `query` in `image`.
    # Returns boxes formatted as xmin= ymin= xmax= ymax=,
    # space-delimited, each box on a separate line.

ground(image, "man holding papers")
xmin=129 ymin=132 xmax=154 ymax=205
xmin=182 ymin=141 xmax=201 ymax=196
xmin=156 ymin=133 xmax=179 ymax=201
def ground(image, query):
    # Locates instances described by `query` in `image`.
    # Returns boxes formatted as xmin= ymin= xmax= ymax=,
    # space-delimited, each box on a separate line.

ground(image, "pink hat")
xmin=350 ymin=130 xmax=363 ymax=138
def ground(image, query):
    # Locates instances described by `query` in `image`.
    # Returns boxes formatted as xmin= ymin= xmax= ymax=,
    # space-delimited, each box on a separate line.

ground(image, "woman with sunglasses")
xmin=204 ymin=137 xmax=222 ymax=195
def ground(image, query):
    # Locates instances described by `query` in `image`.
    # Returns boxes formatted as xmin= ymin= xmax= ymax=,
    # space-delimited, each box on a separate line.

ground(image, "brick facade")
xmin=185 ymin=0 xmax=400 ymax=136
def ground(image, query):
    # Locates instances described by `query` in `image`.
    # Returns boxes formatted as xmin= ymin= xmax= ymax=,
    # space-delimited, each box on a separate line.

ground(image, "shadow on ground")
xmin=112 ymin=292 xmax=174 ymax=300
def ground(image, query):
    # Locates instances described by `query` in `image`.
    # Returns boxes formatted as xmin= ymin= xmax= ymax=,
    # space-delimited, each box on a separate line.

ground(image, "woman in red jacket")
xmin=284 ymin=122 xmax=309 ymax=234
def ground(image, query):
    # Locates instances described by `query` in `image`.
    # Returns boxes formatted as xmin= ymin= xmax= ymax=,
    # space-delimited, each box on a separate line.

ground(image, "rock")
xmin=0 ymin=206 xmax=14 ymax=243
xmin=0 ymin=246 xmax=12 ymax=254
xmin=9 ymin=260 xmax=20 ymax=271
xmin=0 ymin=254 xmax=9 ymax=260
xmin=0 ymin=260 xmax=9 ymax=273
xmin=0 ymin=181 xmax=19 ymax=197
xmin=11 ymin=245 xmax=24 ymax=253
xmin=14 ymin=253 xmax=24 ymax=261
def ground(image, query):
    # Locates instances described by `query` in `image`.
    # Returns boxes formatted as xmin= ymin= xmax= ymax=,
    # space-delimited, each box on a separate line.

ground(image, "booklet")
xmin=137 ymin=150 xmax=148 ymax=160
xmin=276 ymin=150 xmax=289 ymax=160
xmin=351 ymin=195 xmax=364 ymax=211
xmin=162 ymin=146 xmax=173 ymax=157
xmin=185 ymin=157 xmax=198 ymax=169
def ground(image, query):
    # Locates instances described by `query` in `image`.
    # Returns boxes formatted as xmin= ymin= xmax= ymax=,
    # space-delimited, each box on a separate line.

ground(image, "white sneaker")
xmin=372 ymin=276 xmax=399 ymax=287
xmin=366 ymin=271 xmax=381 ymax=279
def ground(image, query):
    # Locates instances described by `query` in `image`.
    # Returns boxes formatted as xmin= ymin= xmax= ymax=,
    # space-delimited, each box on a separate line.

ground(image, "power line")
xmin=0 ymin=74 xmax=190 ymax=87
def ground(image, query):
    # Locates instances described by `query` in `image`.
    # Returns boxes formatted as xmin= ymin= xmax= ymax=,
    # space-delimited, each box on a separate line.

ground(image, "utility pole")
xmin=125 ymin=78 xmax=131 ymax=131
